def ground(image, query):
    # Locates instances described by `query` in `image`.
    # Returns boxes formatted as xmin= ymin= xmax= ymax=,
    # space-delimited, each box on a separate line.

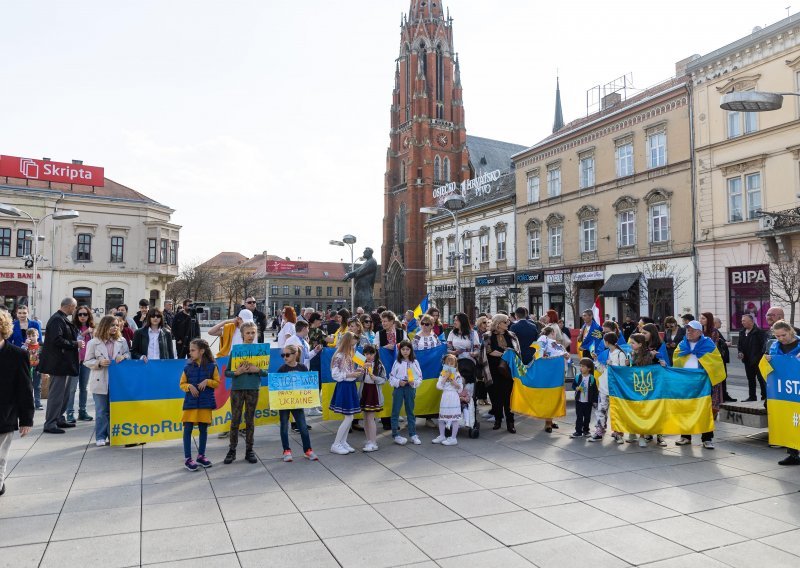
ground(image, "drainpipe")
xmin=687 ymin=81 xmax=700 ymax=315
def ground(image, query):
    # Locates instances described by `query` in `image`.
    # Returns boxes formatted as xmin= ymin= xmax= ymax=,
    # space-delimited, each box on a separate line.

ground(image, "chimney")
xmin=42 ymin=157 xmax=50 ymax=161
xmin=72 ymin=159 xmax=83 ymax=165
xmin=601 ymin=92 xmax=621 ymax=110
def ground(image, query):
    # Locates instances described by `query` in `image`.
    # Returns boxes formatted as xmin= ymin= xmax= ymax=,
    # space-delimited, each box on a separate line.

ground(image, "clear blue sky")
xmin=0 ymin=0 xmax=791 ymax=266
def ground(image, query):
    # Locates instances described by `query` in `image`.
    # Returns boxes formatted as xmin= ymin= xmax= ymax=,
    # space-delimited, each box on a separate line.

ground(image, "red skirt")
xmin=360 ymin=383 xmax=383 ymax=412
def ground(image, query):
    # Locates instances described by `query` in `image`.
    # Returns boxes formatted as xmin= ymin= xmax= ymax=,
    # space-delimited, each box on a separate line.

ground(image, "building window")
xmin=169 ymin=240 xmax=178 ymax=265
xmin=294 ymin=286 xmax=300 ymax=296
xmin=462 ymin=238 xmax=471 ymax=266
xmin=16 ymin=229 xmax=32 ymax=257
xmin=581 ymin=219 xmax=597 ymax=253
xmin=479 ymin=234 xmax=489 ymax=262
xmin=159 ymin=239 xmax=168 ymax=264
xmin=400 ymin=160 xmax=406 ymax=184
xmin=650 ymin=203 xmax=669 ymax=243
xmin=528 ymin=227 xmax=541 ymax=260
xmin=548 ymin=225 xmax=562 ymax=257
xmin=337 ymin=287 xmax=343 ymax=296
xmin=443 ymin=157 xmax=450 ymax=181
xmin=271 ymin=285 xmax=278 ymax=295
xmin=727 ymin=109 xmax=757 ymax=138
xmin=646 ymin=130 xmax=667 ymax=168
xmin=434 ymin=156 xmax=442 ymax=181
xmin=447 ymin=240 xmax=456 ymax=268
xmin=435 ymin=241 xmax=443 ymax=269
xmin=579 ymin=155 xmax=595 ymax=188
xmin=496 ymin=230 xmax=506 ymax=260
xmin=526 ymin=170 xmax=540 ymax=203
xmin=105 ymin=288 xmax=124 ymax=314
xmin=727 ymin=172 xmax=761 ymax=222
xmin=148 ymin=238 xmax=157 ymax=263
xmin=73 ymin=287 xmax=92 ymax=308
xmin=546 ymin=164 xmax=561 ymax=197
xmin=77 ymin=233 xmax=92 ymax=261
xmin=0 ymin=228 xmax=10 ymax=256
xmin=305 ymin=286 xmax=312 ymax=296
xmin=618 ymin=210 xmax=636 ymax=247
xmin=110 ymin=236 xmax=124 ymax=263
xmin=326 ymin=286 xmax=332 ymax=296
xmin=283 ymin=285 xmax=289 ymax=295
xmin=316 ymin=286 xmax=322 ymax=296
xmin=616 ymin=142 xmax=634 ymax=177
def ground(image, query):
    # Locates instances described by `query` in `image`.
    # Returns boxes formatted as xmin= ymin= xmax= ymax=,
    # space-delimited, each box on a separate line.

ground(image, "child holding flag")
xmin=179 ymin=339 xmax=219 ymax=471
xmin=571 ymin=358 xmax=598 ymax=438
xmin=329 ymin=332 xmax=362 ymax=455
xmin=433 ymin=354 xmax=464 ymax=446
xmin=591 ymin=332 xmax=628 ymax=443
xmin=388 ymin=340 xmax=422 ymax=445
xmin=358 ymin=344 xmax=386 ymax=452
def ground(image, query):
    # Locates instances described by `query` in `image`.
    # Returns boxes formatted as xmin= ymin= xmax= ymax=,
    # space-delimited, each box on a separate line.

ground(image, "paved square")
xmin=1 ymin=400 xmax=799 ymax=567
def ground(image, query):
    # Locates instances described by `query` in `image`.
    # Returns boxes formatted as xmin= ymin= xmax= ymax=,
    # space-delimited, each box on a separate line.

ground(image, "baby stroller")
xmin=457 ymin=358 xmax=480 ymax=439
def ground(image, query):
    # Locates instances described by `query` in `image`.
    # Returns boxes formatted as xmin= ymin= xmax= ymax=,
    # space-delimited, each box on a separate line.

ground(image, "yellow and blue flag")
xmin=352 ymin=348 xmax=366 ymax=367
xmin=672 ymin=336 xmax=726 ymax=385
xmin=581 ymin=320 xmax=605 ymax=353
xmin=502 ymin=351 xmax=566 ymax=419
xmin=759 ymin=353 xmax=800 ymax=451
xmin=406 ymin=295 xmax=430 ymax=339
xmin=607 ymin=365 xmax=714 ymax=435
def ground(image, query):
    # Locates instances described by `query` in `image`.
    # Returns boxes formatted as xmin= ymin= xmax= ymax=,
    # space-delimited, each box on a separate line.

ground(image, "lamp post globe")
xmin=720 ymin=91 xmax=784 ymax=112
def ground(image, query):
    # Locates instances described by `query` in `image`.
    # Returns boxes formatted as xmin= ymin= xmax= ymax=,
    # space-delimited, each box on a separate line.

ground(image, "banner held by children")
xmin=608 ymin=365 xmax=714 ymax=435
xmin=502 ymin=351 xmax=567 ymax=419
xmin=229 ymin=343 xmax=270 ymax=372
xmin=268 ymin=371 xmax=321 ymax=410
xmin=759 ymin=354 xmax=800 ymax=451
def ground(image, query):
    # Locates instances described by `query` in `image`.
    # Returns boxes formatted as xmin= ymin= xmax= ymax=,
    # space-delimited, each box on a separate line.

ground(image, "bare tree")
xmin=636 ymin=258 xmax=690 ymax=325
xmin=770 ymin=255 xmax=800 ymax=325
xmin=217 ymin=272 xmax=245 ymax=317
xmin=561 ymin=273 xmax=581 ymax=328
xmin=166 ymin=258 xmax=218 ymax=304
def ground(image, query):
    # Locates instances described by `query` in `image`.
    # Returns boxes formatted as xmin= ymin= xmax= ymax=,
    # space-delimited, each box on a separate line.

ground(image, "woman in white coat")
xmin=84 ymin=315 xmax=130 ymax=447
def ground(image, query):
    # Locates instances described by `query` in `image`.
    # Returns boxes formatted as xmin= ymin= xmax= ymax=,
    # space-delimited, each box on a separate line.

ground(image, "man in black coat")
xmin=510 ymin=307 xmax=540 ymax=365
xmin=38 ymin=297 xmax=82 ymax=434
xmin=171 ymin=299 xmax=200 ymax=358
xmin=738 ymin=314 xmax=768 ymax=401
xmin=242 ymin=297 xmax=267 ymax=343
xmin=0 ymin=310 xmax=34 ymax=496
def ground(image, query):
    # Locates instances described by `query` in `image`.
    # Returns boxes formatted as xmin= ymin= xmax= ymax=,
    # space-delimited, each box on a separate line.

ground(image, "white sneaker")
xmin=442 ymin=437 xmax=458 ymax=446
xmin=638 ymin=437 xmax=648 ymax=448
xmin=394 ymin=435 xmax=408 ymax=446
xmin=432 ymin=435 xmax=446 ymax=444
xmin=703 ymin=440 xmax=715 ymax=450
xmin=675 ymin=438 xmax=692 ymax=446
xmin=656 ymin=435 xmax=667 ymax=447
xmin=330 ymin=444 xmax=350 ymax=455
xmin=362 ymin=443 xmax=378 ymax=452
xmin=410 ymin=435 xmax=422 ymax=445
xmin=307 ymin=408 xmax=322 ymax=416
xmin=95 ymin=440 xmax=106 ymax=447
xmin=613 ymin=434 xmax=624 ymax=445
xmin=425 ymin=418 xmax=437 ymax=428
xmin=343 ymin=442 xmax=356 ymax=453
xmin=398 ymin=416 xmax=407 ymax=422
xmin=626 ymin=433 xmax=638 ymax=443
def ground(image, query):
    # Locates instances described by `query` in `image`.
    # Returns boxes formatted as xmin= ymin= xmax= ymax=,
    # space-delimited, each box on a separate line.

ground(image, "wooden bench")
xmin=718 ymin=400 xmax=768 ymax=428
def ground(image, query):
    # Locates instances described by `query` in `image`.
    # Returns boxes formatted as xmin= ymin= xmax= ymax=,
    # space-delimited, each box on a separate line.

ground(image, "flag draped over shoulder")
xmin=581 ymin=321 xmax=605 ymax=353
xmin=502 ymin=351 xmax=566 ymax=419
xmin=406 ymin=295 xmax=429 ymax=339
xmin=759 ymin=354 xmax=800 ymax=451
xmin=608 ymin=365 xmax=714 ymax=435
xmin=672 ymin=336 xmax=726 ymax=385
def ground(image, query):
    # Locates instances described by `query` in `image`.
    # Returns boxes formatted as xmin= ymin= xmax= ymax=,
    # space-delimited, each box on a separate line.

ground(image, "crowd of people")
xmin=0 ymin=296 xmax=798 ymax=495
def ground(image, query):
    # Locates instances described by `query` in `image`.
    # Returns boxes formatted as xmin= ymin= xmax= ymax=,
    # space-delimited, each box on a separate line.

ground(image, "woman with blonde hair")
xmin=480 ymin=313 xmax=521 ymax=433
xmin=84 ymin=315 xmax=130 ymax=447
xmin=329 ymin=332 xmax=362 ymax=455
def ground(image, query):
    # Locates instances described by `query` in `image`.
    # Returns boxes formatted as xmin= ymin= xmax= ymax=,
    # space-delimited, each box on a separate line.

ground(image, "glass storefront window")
xmin=728 ymin=265 xmax=770 ymax=330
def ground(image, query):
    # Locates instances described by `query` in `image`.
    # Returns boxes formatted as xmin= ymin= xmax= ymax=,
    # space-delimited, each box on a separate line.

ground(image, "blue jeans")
xmin=31 ymin=369 xmax=41 ymax=407
xmin=280 ymin=409 xmax=311 ymax=452
xmin=391 ymin=386 xmax=416 ymax=437
xmin=183 ymin=423 xmax=208 ymax=459
xmin=67 ymin=364 xmax=90 ymax=415
xmin=93 ymin=393 xmax=109 ymax=442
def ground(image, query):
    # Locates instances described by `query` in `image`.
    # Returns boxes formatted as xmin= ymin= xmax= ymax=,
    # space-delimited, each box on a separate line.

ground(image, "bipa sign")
xmin=730 ymin=268 xmax=768 ymax=285
xmin=0 ymin=155 xmax=104 ymax=186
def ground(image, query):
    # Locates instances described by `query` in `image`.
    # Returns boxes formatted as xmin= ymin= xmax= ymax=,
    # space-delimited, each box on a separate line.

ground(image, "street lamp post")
xmin=0 ymin=203 xmax=79 ymax=320
xmin=421 ymin=194 xmax=467 ymax=315
xmin=720 ymin=90 xmax=800 ymax=112
xmin=330 ymin=234 xmax=357 ymax=314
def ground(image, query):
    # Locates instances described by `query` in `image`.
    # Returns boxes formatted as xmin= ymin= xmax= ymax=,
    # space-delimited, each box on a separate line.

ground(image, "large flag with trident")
xmin=502 ymin=351 xmax=567 ymax=419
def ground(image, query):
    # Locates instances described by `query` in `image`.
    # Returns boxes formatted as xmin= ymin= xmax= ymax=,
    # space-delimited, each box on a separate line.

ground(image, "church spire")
xmin=552 ymin=76 xmax=564 ymax=133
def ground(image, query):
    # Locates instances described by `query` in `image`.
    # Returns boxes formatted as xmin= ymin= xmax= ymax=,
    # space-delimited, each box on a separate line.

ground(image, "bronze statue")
xmin=344 ymin=247 xmax=378 ymax=311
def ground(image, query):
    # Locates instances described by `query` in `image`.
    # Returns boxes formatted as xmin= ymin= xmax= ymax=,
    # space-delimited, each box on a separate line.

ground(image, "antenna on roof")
xmin=586 ymin=72 xmax=634 ymax=116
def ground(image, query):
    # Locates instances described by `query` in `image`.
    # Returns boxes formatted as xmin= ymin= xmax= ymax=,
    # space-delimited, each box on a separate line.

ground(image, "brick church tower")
xmin=382 ymin=0 xmax=470 ymax=312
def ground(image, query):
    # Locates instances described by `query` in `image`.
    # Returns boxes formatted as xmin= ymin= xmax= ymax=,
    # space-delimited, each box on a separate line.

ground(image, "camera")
xmin=187 ymin=302 xmax=206 ymax=317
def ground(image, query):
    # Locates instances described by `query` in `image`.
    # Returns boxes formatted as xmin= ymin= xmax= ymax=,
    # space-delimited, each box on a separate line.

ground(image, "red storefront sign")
xmin=0 ymin=155 xmax=104 ymax=186
xmin=266 ymin=260 xmax=308 ymax=273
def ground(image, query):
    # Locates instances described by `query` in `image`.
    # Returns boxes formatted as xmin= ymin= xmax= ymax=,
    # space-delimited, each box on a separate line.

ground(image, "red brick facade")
xmin=382 ymin=0 xmax=470 ymax=312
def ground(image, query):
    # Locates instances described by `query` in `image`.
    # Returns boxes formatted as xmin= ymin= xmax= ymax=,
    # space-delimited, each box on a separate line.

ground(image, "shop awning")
xmin=599 ymin=272 xmax=641 ymax=297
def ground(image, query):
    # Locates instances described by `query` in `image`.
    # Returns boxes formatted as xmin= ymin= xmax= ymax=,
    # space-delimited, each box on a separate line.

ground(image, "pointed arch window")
xmin=400 ymin=160 xmax=406 ymax=184
xmin=434 ymin=156 xmax=442 ymax=181
xmin=443 ymin=157 xmax=450 ymax=181
xmin=404 ymin=45 xmax=411 ymax=122
xmin=435 ymin=44 xmax=444 ymax=119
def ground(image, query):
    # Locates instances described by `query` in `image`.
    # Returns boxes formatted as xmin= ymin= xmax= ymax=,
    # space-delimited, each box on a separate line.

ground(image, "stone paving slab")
xmin=0 ymin=397 xmax=798 ymax=567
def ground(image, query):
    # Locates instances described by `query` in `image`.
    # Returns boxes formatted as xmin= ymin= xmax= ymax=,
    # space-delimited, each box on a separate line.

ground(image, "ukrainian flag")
xmin=671 ymin=336 xmax=726 ymax=385
xmin=502 ymin=351 xmax=566 ymax=419
xmin=759 ymin=353 xmax=800 ymax=451
xmin=607 ymin=365 xmax=714 ymax=435
xmin=352 ymin=348 xmax=366 ymax=367
xmin=406 ymin=295 xmax=430 ymax=339
xmin=581 ymin=320 xmax=605 ymax=353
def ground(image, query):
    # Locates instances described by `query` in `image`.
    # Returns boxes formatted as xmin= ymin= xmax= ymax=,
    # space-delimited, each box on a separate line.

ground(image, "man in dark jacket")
xmin=0 ymin=310 xmax=34 ymax=496
xmin=242 ymin=297 xmax=267 ymax=343
xmin=38 ymin=297 xmax=82 ymax=434
xmin=172 ymin=299 xmax=200 ymax=358
xmin=738 ymin=314 xmax=768 ymax=401
xmin=510 ymin=307 xmax=540 ymax=365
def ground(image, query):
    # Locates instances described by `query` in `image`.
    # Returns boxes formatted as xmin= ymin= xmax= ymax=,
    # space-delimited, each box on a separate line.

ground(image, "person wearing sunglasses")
xmin=131 ymin=308 xmax=176 ymax=362
xmin=66 ymin=308 xmax=95 ymax=423
xmin=241 ymin=297 xmax=267 ymax=343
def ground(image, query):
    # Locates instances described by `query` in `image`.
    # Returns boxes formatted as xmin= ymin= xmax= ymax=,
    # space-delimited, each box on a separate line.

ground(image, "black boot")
xmin=493 ymin=420 xmax=502 ymax=430
xmin=224 ymin=449 xmax=236 ymax=464
xmin=245 ymin=449 xmax=258 ymax=464
xmin=507 ymin=423 xmax=516 ymax=434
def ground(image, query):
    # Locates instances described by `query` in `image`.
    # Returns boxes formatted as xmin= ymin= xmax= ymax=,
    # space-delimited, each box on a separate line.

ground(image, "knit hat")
xmin=237 ymin=309 xmax=254 ymax=322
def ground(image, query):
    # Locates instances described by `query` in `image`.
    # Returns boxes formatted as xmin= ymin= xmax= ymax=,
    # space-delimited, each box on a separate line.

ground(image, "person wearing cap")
xmin=672 ymin=320 xmax=720 ymax=449
xmin=209 ymin=309 xmax=255 ymax=358
xmin=131 ymin=307 xmax=176 ymax=362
